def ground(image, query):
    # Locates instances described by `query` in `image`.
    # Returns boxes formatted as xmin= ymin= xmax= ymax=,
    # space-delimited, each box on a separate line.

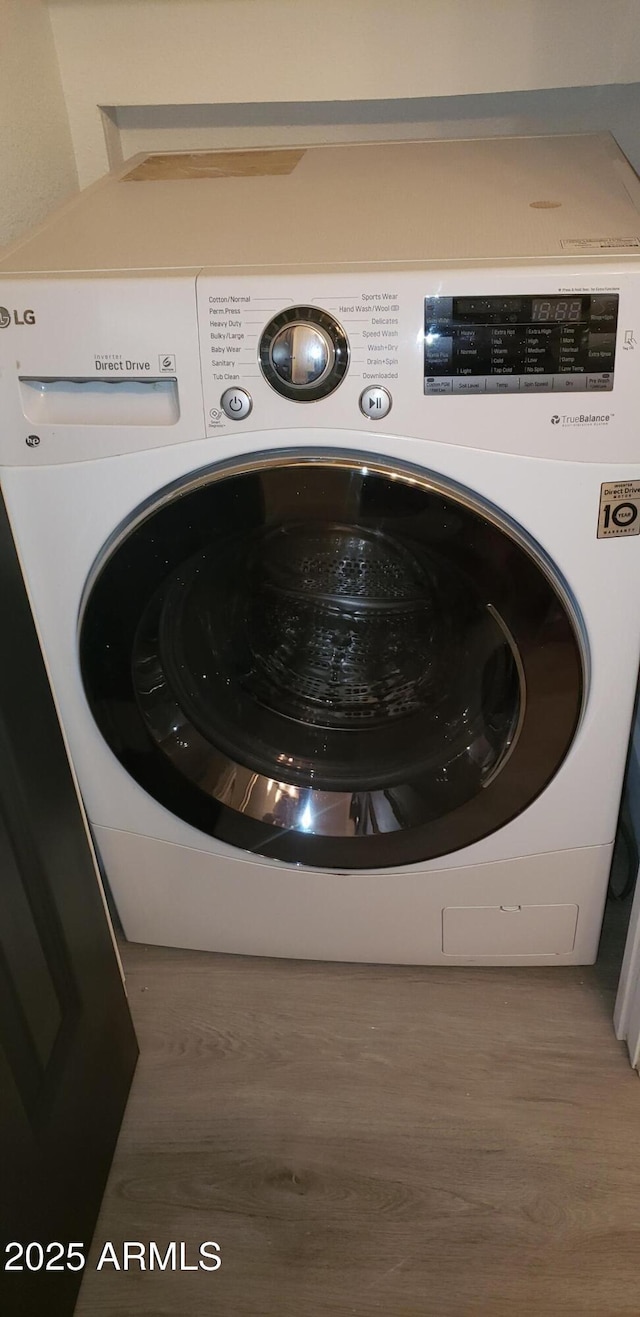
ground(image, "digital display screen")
xmin=531 ymin=298 xmax=583 ymax=322
xmin=424 ymin=294 xmax=618 ymax=395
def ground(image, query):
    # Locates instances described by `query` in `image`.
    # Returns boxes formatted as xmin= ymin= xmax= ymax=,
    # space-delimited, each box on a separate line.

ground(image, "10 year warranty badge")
xmin=598 ymin=480 xmax=640 ymax=538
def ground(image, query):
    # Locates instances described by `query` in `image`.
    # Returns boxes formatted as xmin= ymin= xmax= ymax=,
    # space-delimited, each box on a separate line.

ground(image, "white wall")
xmin=0 ymin=0 xmax=77 ymax=248
xmin=47 ymin=0 xmax=640 ymax=186
xmin=110 ymin=84 xmax=640 ymax=178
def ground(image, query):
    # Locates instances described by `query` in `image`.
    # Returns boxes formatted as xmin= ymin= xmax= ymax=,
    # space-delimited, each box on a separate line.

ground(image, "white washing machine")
xmin=1 ymin=132 xmax=640 ymax=964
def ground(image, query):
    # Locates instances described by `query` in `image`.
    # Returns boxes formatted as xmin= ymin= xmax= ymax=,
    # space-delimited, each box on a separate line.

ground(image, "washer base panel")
xmin=93 ymin=826 xmax=611 ymax=966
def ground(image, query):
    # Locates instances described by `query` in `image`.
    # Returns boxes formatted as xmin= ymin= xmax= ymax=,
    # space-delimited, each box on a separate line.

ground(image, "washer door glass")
xmin=80 ymin=455 xmax=584 ymax=869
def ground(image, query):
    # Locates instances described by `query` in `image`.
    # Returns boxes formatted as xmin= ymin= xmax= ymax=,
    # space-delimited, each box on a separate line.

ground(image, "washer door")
xmin=80 ymin=454 xmax=584 ymax=869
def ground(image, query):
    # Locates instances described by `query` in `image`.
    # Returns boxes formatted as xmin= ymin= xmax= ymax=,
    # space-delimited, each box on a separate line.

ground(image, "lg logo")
xmin=0 ymin=307 xmax=36 ymax=328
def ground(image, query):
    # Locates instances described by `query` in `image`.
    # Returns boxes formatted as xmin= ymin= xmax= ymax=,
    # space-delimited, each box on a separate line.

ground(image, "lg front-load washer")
xmin=1 ymin=133 xmax=640 ymax=963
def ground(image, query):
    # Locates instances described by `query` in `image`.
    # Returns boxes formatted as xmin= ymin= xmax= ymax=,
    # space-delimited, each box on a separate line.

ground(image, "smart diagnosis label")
xmin=597 ymin=481 xmax=640 ymax=538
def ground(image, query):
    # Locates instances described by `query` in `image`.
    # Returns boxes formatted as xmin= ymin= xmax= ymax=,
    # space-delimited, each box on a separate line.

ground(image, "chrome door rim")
xmin=79 ymin=449 xmax=587 ymax=867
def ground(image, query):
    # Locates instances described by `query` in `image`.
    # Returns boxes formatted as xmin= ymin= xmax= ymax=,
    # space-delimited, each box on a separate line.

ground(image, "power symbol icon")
xmin=220 ymin=387 xmax=252 ymax=420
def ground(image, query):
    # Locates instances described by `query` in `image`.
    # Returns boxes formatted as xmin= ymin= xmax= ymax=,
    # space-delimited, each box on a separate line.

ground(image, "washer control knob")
xmin=271 ymin=322 xmax=333 ymax=387
xmin=359 ymin=386 xmax=392 ymax=420
xmin=260 ymin=306 xmax=349 ymax=401
xmin=220 ymin=387 xmax=252 ymax=420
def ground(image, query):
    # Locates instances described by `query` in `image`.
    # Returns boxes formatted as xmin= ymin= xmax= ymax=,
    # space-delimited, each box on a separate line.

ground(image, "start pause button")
xmin=598 ymin=480 xmax=640 ymax=538
xmin=359 ymin=387 xmax=392 ymax=420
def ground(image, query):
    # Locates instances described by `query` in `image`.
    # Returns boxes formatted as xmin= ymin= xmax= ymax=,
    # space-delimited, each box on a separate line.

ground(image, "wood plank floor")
xmin=76 ymin=900 xmax=639 ymax=1317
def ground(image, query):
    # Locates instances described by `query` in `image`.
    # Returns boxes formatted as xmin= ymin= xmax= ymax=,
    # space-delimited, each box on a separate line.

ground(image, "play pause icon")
xmin=359 ymin=386 xmax=392 ymax=420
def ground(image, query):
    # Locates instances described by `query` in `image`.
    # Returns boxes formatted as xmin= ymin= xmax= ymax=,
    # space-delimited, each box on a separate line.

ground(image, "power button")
xmin=220 ymin=387 xmax=252 ymax=420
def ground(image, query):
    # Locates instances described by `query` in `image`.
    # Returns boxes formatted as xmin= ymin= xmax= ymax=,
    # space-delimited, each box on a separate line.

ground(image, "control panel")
xmin=2 ymin=269 xmax=635 ymax=467
xmin=424 ymin=294 xmax=619 ymax=395
xmin=199 ymin=282 xmax=403 ymax=429
xmin=195 ymin=271 xmax=635 ymax=463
